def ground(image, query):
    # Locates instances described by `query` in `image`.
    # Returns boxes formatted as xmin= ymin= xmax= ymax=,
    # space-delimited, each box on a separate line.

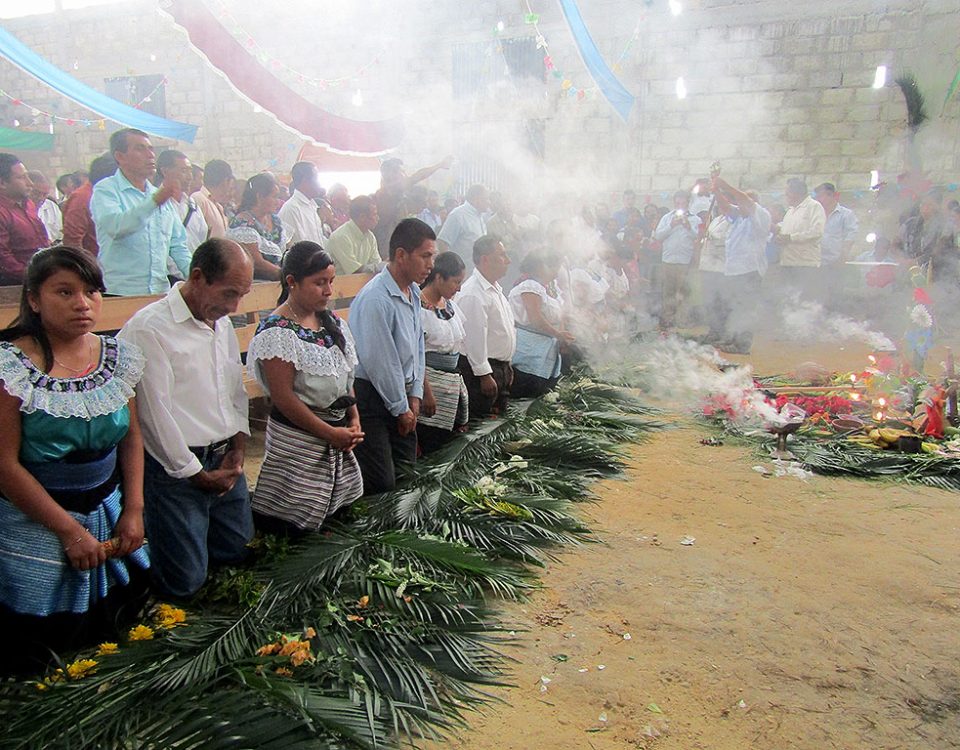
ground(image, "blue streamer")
xmin=557 ymin=0 xmax=635 ymax=121
xmin=0 ymin=26 xmax=198 ymax=143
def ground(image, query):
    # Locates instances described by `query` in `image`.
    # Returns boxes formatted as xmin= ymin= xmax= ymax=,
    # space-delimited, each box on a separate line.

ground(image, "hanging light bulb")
xmin=352 ymin=89 xmax=363 ymax=107
xmin=669 ymin=0 xmax=682 ymax=16
xmin=866 ymin=232 xmax=877 ymax=243
xmin=870 ymin=170 xmax=879 ymax=189
xmin=496 ymin=19 xmax=505 ymax=32
xmin=675 ymin=77 xmax=687 ymax=100
xmin=872 ymin=65 xmax=887 ymax=89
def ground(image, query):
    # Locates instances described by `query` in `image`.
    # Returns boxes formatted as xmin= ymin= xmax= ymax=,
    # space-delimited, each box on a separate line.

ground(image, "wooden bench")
xmin=0 ymin=272 xmax=374 ymax=398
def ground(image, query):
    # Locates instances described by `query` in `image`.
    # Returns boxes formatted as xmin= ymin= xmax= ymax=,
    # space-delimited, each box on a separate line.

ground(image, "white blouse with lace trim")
xmin=0 ymin=336 xmax=144 ymax=419
xmin=247 ymin=323 xmax=358 ymax=411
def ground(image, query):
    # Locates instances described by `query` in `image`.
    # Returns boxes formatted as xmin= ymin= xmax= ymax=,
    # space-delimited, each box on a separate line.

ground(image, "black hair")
xmin=423 ymin=251 xmax=465 ymax=287
xmin=190 ymin=237 xmax=237 ymax=284
xmin=89 ymin=153 xmax=117 ymax=185
xmin=0 ymin=246 xmax=105 ymax=371
xmin=465 ymin=184 xmax=486 ymax=203
xmin=786 ymin=177 xmax=808 ymax=196
xmin=349 ymin=195 xmax=375 ymax=222
xmin=277 ymin=241 xmax=345 ymax=352
xmin=155 ymin=149 xmax=188 ymax=185
xmin=109 ymin=128 xmax=148 ymax=156
xmin=472 ymin=233 xmax=502 ymax=265
xmin=290 ymin=161 xmax=317 ymax=189
xmin=238 ymin=172 xmax=277 ymax=213
xmin=389 ymin=217 xmax=436 ymax=261
xmin=814 ymin=182 xmax=837 ymax=195
xmin=56 ymin=174 xmax=74 ymax=193
xmin=519 ymin=250 xmax=549 ymax=277
xmin=203 ymin=159 xmax=233 ymax=189
xmin=0 ymin=153 xmax=22 ymax=181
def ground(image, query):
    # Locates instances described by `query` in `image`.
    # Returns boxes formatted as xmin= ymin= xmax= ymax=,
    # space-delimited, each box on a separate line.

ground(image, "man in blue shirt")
xmin=653 ymin=190 xmax=701 ymax=331
xmin=91 ymin=128 xmax=190 ymax=295
xmin=350 ymin=217 xmax=437 ymax=493
xmin=712 ymin=177 xmax=771 ymax=355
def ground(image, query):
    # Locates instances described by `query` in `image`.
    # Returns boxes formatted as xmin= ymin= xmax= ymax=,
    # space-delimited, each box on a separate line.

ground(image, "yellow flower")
xmin=289 ymin=646 xmax=313 ymax=668
xmin=256 ymin=642 xmax=281 ymax=657
xmin=154 ymin=603 xmax=187 ymax=629
xmin=96 ymin=642 xmax=119 ymax=656
xmin=128 ymin=624 xmax=155 ymax=641
xmin=35 ymin=682 xmax=48 ymax=691
xmin=303 ymin=626 xmax=317 ymax=639
xmin=274 ymin=667 xmax=293 ymax=678
xmin=66 ymin=659 xmax=98 ymax=680
xmin=357 ymin=595 xmax=369 ymax=609
xmin=278 ymin=639 xmax=304 ymax=657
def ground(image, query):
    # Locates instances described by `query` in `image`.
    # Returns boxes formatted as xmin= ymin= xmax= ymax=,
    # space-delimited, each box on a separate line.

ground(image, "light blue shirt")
xmin=724 ymin=203 xmax=771 ymax=277
xmin=437 ymin=201 xmax=486 ymax=267
xmin=654 ymin=211 xmax=701 ymax=265
xmin=820 ymin=204 xmax=859 ymax=265
xmin=91 ymin=170 xmax=190 ymax=295
xmin=350 ymin=266 xmax=425 ymax=416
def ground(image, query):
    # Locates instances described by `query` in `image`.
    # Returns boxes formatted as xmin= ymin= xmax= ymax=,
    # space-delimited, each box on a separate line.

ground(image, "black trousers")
xmin=353 ymin=378 xmax=417 ymax=494
xmin=459 ymin=357 xmax=512 ymax=418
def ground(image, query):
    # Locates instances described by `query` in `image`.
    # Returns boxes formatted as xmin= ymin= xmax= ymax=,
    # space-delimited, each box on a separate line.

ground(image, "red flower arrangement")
xmin=769 ymin=394 xmax=853 ymax=417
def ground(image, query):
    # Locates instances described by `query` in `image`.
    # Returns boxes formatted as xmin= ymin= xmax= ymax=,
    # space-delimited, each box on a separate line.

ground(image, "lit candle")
xmin=849 ymin=374 xmax=857 ymax=383
xmin=878 ymin=397 xmax=887 ymax=407
xmin=875 ymin=411 xmax=884 ymax=421
xmin=868 ymin=355 xmax=877 ymax=364
xmin=850 ymin=393 xmax=861 ymax=401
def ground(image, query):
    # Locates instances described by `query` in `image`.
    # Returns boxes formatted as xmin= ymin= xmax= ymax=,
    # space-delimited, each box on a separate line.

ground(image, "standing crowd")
xmin=1 ymin=128 xmax=959 ymax=672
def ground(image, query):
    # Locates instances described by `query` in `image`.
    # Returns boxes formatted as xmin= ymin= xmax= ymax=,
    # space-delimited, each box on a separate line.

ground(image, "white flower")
xmin=910 ymin=304 xmax=933 ymax=328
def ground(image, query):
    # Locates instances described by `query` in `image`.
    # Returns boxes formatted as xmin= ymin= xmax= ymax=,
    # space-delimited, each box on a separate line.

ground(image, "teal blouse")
xmin=0 ymin=337 xmax=144 ymax=463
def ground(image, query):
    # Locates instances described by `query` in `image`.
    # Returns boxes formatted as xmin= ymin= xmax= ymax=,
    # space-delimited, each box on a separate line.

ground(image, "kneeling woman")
xmin=508 ymin=251 xmax=575 ymax=397
xmin=418 ymin=252 xmax=469 ymax=453
xmin=248 ymin=241 xmax=364 ymax=534
xmin=0 ymin=247 xmax=149 ymax=674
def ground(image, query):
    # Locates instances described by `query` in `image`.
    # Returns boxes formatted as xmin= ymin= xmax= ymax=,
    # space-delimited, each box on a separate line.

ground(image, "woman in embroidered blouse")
xmin=508 ymin=251 xmax=575 ymax=398
xmin=0 ymin=246 xmax=148 ymax=674
xmin=418 ymin=252 xmax=469 ymax=454
xmin=247 ymin=241 xmax=364 ymax=534
xmin=227 ymin=172 xmax=285 ymax=280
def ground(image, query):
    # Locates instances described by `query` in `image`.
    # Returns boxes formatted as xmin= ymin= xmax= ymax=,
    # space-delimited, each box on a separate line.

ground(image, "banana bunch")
xmin=847 ymin=427 xmax=939 ymax=453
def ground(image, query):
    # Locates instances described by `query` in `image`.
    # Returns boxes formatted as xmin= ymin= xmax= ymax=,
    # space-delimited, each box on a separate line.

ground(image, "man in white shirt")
xmin=157 ymin=150 xmax=208 ymax=254
xmin=278 ymin=161 xmax=326 ymax=247
xmin=119 ymin=238 xmax=254 ymax=599
xmin=437 ymin=185 xmax=490 ymax=269
xmin=455 ymin=234 xmax=516 ymax=417
xmin=325 ymin=195 xmax=381 ymax=274
xmin=774 ymin=177 xmax=826 ymax=299
xmin=27 ymin=170 xmax=61 ymax=244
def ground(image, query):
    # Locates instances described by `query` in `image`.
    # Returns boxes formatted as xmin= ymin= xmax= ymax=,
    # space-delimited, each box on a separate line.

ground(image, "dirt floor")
xmin=402 ymin=334 xmax=960 ymax=750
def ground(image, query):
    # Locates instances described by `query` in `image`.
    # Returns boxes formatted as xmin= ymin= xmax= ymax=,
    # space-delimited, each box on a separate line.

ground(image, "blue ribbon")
xmin=0 ymin=26 xmax=198 ymax=143
xmin=557 ymin=0 xmax=635 ymax=121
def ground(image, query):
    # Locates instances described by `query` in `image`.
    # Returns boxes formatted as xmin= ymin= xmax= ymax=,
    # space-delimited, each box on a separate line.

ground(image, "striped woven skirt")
xmin=0 ymin=487 xmax=150 ymax=617
xmin=253 ymin=415 xmax=363 ymax=531
xmin=417 ymin=366 xmax=469 ymax=432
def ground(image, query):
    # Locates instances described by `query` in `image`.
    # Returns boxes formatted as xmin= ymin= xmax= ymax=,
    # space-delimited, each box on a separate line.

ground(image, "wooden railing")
xmin=0 ymin=273 xmax=374 ymax=398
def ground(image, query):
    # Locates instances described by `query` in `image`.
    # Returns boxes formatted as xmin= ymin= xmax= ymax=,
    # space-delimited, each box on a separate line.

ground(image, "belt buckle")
xmin=210 ymin=441 xmax=229 ymax=459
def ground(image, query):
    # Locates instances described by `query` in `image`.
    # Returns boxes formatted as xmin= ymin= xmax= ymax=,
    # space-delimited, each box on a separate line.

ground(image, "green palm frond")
xmin=1 ymin=372 xmax=663 ymax=749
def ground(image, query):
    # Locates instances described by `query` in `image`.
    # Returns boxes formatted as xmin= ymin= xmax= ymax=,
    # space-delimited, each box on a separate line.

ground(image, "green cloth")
xmin=0 ymin=125 xmax=54 ymax=151
xmin=20 ymin=407 xmax=129 ymax=463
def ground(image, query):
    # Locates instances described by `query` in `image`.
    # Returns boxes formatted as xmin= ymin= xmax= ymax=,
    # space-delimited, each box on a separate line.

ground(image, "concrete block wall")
xmin=0 ymin=0 xmax=957 ymax=204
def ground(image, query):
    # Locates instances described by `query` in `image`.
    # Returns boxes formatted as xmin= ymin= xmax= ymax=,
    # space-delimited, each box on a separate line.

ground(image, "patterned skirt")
xmin=253 ymin=415 xmax=364 ymax=531
xmin=417 ymin=366 xmax=469 ymax=432
xmin=0 ymin=487 xmax=150 ymax=617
